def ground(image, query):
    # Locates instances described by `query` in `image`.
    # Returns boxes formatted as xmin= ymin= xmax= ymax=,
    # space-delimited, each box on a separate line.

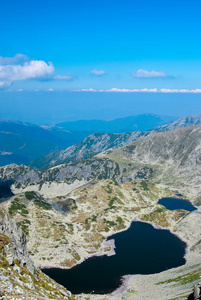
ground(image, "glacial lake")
xmin=43 ymin=221 xmax=186 ymax=294
xmin=158 ymin=197 xmax=197 ymax=212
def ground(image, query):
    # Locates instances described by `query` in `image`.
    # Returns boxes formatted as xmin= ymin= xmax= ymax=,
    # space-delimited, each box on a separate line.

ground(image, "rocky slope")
xmin=1 ymin=124 xmax=201 ymax=198
xmin=0 ymin=215 xmax=74 ymax=299
xmin=30 ymin=114 xmax=201 ymax=170
xmin=157 ymin=114 xmax=201 ymax=132
xmin=104 ymin=124 xmax=201 ymax=188
xmin=29 ymin=131 xmax=150 ymax=170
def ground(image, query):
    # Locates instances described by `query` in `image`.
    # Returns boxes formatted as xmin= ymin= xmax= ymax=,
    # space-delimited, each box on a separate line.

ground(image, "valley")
xmin=1 ymin=122 xmax=201 ymax=298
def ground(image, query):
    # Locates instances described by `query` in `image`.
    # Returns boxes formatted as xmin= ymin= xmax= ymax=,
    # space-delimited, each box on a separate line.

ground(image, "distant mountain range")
xmin=29 ymin=114 xmax=201 ymax=170
xmin=0 ymin=114 xmax=176 ymax=167
xmin=1 ymin=113 xmax=201 ymax=169
xmin=0 ymin=119 xmax=91 ymax=166
xmin=56 ymin=113 xmax=177 ymax=133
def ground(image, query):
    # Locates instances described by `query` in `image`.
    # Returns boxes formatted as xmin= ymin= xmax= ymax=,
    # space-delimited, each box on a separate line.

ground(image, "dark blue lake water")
xmin=43 ymin=221 xmax=186 ymax=294
xmin=158 ymin=197 xmax=197 ymax=212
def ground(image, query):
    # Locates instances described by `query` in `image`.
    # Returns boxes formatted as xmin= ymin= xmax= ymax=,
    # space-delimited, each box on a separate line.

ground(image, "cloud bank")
xmin=90 ymin=69 xmax=106 ymax=76
xmin=75 ymin=88 xmax=201 ymax=93
xmin=54 ymin=73 xmax=74 ymax=80
xmin=131 ymin=69 xmax=169 ymax=78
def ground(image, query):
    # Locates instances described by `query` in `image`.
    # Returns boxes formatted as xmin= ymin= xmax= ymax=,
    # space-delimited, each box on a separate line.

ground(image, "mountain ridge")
xmin=56 ymin=113 xmax=177 ymax=133
xmin=2 ymin=123 xmax=201 ymax=197
xmin=30 ymin=113 xmax=201 ymax=170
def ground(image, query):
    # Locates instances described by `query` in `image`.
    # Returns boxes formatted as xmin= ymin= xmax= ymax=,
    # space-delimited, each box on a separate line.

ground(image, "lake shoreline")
xmin=41 ymin=214 xmax=189 ymax=296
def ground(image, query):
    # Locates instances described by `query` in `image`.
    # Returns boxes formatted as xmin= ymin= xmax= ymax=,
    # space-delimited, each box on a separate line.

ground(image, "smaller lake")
xmin=158 ymin=197 xmax=197 ymax=212
xmin=43 ymin=221 xmax=186 ymax=294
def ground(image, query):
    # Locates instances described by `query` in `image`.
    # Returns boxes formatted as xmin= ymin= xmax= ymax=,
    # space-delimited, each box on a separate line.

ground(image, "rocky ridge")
xmin=29 ymin=114 xmax=201 ymax=170
xmin=1 ymin=124 xmax=201 ymax=198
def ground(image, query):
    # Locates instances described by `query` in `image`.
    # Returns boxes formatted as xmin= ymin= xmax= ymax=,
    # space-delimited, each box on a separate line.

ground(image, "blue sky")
xmin=1 ymin=0 xmax=201 ymax=91
xmin=0 ymin=0 xmax=201 ymax=122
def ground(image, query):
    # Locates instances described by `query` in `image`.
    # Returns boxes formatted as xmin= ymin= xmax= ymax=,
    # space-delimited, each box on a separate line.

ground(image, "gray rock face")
xmin=0 ymin=214 xmax=36 ymax=276
xmin=0 ymin=158 xmax=121 ymax=188
xmin=157 ymin=114 xmax=201 ymax=132
xmin=194 ymin=284 xmax=200 ymax=300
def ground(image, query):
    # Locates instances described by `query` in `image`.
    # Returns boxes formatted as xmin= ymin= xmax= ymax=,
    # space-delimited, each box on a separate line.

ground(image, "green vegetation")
xmin=140 ymin=181 xmax=149 ymax=191
xmin=191 ymin=240 xmax=201 ymax=251
xmin=85 ymin=218 xmax=90 ymax=224
xmin=71 ymin=203 xmax=78 ymax=210
xmin=104 ymin=218 xmax=117 ymax=226
xmin=0 ymin=233 xmax=10 ymax=268
xmin=112 ymin=179 xmax=119 ymax=186
xmin=141 ymin=209 xmax=170 ymax=227
xmin=72 ymin=251 xmax=81 ymax=261
xmin=9 ymin=198 xmax=28 ymax=216
xmin=127 ymin=289 xmax=135 ymax=294
xmin=92 ymin=215 xmax=97 ymax=222
xmin=156 ymin=206 xmax=167 ymax=213
xmin=105 ymin=184 xmax=113 ymax=194
xmin=116 ymin=216 xmax=125 ymax=229
xmin=65 ymin=223 xmax=74 ymax=234
xmin=34 ymin=199 xmax=52 ymax=210
xmin=108 ymin=197 xmax=116 ymax=208
xmin=116 ymin=216 xmax=123 ymax=224
xmin=157 ymin=268 xmax=201 ymax=286
xmin=17 ymin=219 xmax=31 ymax=235
xmin=25 ymin=191 xmax=37 ymax=200
xmin=21 ymin=208 xmax=29 ymax=215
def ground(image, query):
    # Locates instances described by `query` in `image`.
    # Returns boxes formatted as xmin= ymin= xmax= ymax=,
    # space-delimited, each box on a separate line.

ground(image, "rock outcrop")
xmin=0 ymin=215 xmax=74 ymax=299
xmin=0 ymin=214 xmax=36 ymax=276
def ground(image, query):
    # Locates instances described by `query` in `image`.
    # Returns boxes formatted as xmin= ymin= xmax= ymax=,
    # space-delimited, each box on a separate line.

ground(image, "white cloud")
xmin=90 ymin=69 xmax=106 ymax=76
xmin=131 ymin=69 xmax=169 ymax=78
xmin=75 ymin=88 xmax=97 ymax=92
xmin=0 ymin=81 xmax=12 ymax=90
xmin=160 ymin=88 xmax=201 ymax=93
xmin=0 ymin=60 xmax=54 ymax=81
xmin=74 ymin=88 xmax=201 ymax=93
xmin=74 ymin=88 xmax=158 ymax=93
xmin=0 ymin=54 xmax=29 ymax=65
xmin=105 ymin=88 xmax=158 ymax=92
xmin=0 ymin=55 xmax=77 ymax=90
xmin=54 ymin=73 xmax=74 ymax=80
